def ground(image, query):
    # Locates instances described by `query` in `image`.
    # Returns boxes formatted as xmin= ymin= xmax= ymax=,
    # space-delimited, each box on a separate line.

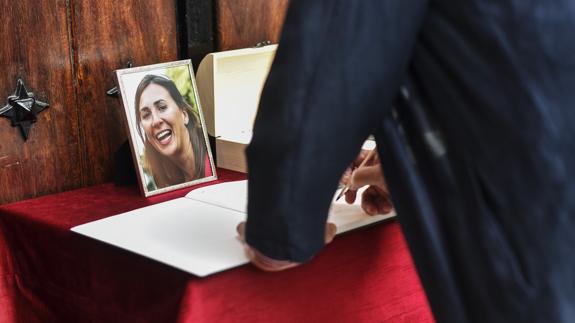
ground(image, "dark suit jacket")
xmin=245 ymin=1 xmax=575 ymax=322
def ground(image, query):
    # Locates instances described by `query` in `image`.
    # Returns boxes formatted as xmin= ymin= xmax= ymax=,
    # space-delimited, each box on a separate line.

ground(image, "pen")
xmin=335 ymin=149 xmax=377 ymax=201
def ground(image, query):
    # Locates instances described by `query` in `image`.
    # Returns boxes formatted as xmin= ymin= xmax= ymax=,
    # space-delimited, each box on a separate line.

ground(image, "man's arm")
xmin=245 ymin=0 xmax=429 ymax=263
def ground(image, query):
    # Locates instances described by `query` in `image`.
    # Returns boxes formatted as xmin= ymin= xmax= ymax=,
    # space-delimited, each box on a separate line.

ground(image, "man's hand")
xmin=236 ymin=221 xmax=337 ymax=272
xmin=341 ymin=149 xmax=394 ymax=215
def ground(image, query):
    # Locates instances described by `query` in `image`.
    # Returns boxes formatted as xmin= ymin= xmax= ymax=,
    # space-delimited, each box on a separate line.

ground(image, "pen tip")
xmin=335 ymin=189 xmax=345 ymax=201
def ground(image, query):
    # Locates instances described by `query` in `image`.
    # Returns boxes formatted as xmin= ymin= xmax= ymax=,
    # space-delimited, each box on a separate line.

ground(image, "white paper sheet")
xmin=71 ymin=180 xmax=394 ymax=277
xmin=185 ymin=180 xmax=247 ymax=213
xmin=72 ymin=198 xmax=247 ymax=277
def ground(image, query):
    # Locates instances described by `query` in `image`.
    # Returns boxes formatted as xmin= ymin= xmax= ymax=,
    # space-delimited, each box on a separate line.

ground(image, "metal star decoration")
xmin=0 ymin=79 xmax=49 ymax=140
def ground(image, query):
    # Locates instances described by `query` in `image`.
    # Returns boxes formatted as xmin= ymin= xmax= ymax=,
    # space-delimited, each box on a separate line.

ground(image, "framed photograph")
xmin=115 ymin=60 xmax=217 ymax=197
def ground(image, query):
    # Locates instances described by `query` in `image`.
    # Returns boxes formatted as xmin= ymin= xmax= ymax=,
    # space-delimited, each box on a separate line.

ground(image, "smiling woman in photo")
xmin=134 ymin=74 xmax=212 ymax=190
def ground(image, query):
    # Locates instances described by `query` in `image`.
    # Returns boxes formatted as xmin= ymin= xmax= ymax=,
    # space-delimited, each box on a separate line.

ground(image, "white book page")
xmin=72 ymin=198 xmax=248 ymax=277
xmin=187 ymin=180 xmax=395 ymax=235
xmin=329 ymin=187 xmax=396 ymax=234
xmin=71 ymin=181 xmax=395 ymax=277
xmin=185 ymin=180 xmax=248 ymax=213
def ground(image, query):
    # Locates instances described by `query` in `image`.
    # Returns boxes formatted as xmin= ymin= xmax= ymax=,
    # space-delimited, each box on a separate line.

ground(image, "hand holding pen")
xmin=337 ymin=149 xmax=394 ymax=215
xmin=336 ymin=149 xmax=378 ymax=200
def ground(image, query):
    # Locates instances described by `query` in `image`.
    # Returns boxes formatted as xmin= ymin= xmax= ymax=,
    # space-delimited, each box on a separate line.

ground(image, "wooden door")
xmin=0 ymin=0 xmax=82 ymax=203
xmin=71 ymin=0 xmax=178 ymax=186
xmin=0 ymin=0 xmax=178 ymax=204
xmin=216 ymin=0 xmax=290 ymax=50
xmin=183 ymin=0 xmax=290 ymax=57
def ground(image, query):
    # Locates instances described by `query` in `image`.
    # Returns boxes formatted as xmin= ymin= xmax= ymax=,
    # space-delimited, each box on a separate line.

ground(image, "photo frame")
xmin=115 ymin=60 xmax=217 ymax=197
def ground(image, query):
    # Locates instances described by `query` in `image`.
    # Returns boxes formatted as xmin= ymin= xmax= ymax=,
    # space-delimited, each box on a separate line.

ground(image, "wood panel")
xmin=216 ymin=0 xmax=290 ymax=50
xmin=0 ymin=0 xmax=82 ymax=204
xmin=72 ymin=0 xmax=179 ymax=186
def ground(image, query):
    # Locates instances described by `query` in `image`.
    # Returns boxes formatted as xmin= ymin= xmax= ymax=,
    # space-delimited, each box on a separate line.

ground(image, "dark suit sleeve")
xmin=245 ymin=0 xmax=428 ymax=262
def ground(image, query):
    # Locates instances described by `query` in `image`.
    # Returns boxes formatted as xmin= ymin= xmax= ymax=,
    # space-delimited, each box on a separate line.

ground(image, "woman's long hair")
xmin=134 ymin=74 xmax=207 ymax=189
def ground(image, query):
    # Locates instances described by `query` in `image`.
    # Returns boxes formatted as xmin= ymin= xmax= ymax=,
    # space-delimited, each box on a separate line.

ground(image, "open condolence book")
xmin=71 ymin=180 xmax=395 ymax=277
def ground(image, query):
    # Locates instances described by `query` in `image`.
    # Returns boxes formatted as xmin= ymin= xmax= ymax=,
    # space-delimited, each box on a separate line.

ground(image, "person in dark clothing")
xmin=240 ymin=1 xmax=575 ymax=322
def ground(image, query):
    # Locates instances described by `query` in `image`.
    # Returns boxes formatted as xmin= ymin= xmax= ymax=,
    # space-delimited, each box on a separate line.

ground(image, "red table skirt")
xmin=0 ymin=169 xmax=434 ymax=322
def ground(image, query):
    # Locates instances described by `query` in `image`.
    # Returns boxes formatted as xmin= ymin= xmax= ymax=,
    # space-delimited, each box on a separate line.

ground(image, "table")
xmin=0 ymin=169 xmax=434 ymax=322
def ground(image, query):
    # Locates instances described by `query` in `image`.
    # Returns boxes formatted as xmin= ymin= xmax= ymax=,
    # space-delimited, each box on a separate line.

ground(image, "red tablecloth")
xmin=0 ymin=169 xmax=434 ymax=322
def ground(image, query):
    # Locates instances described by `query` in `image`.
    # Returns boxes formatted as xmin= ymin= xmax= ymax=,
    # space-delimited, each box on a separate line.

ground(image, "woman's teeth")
xmin=156 ymin=129 xmax=172 ymax=142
